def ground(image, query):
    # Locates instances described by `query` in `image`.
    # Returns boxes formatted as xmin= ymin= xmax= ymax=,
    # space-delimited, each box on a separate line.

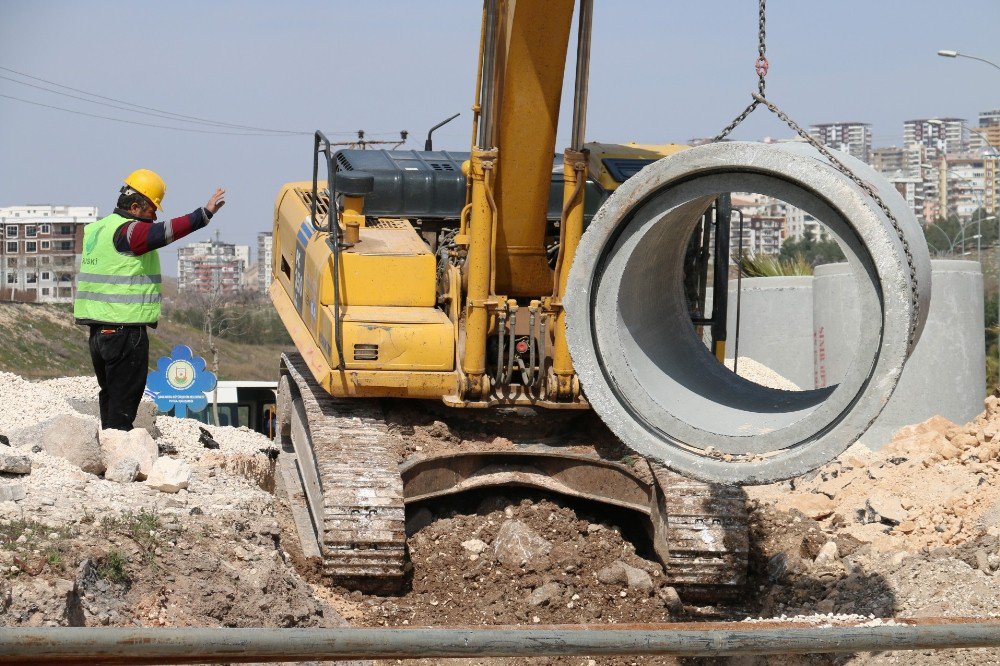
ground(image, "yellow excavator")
xmin=269 ymin=0 xmax=928 ymax=598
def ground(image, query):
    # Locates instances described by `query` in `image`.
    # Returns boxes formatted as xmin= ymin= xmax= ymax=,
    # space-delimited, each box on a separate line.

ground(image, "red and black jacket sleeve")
xmin=112 ymin=207 xmax=213 ymax=256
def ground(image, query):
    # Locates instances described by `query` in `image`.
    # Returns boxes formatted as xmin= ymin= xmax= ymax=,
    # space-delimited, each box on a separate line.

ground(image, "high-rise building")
xmin=256 ymin=231 xmax=273 ymax=298
xmin=970 ymin=109 xmax=1000 ymax=157
xmin=872 ymin=146 xmax=906 ymax=176
xmin=887 ymin=175 xmax=926 ymax=222
xmin=940 ymin=156 xmax=989 ymax=220
xmin=0 ymin=205 xmax=97 ymax=303
xmin=730 ymin=194 xmax=788 ymax=255
xmin=784 ymin=205 xmax=832 ymax=243
xmin=177 ymin=232 xmax=250 ymax=296
xmin=903 ymin=118 xmax=967 ymax=159
xmin=808 ymin=122 xmax=872 ymax=163
xmin=985 ymin=156 xmax=999 ymax=216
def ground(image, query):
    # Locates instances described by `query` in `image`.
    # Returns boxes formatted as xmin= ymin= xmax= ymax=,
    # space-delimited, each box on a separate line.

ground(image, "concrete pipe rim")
xmin=565 ymin=142 xmax=922 ymax=485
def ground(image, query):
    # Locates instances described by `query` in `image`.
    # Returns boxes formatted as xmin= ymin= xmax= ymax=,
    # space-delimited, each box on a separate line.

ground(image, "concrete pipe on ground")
xmin=564 ymin=141 xmax=931 ymax=485
xmin=724 ymin=276 xmax=815 ymax=391
xmin=815 ymin=260 xmax=985 ymax=448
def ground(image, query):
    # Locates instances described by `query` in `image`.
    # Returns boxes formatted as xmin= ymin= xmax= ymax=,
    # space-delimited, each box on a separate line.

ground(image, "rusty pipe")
xmin=4 ymin=620 xmax=1000 ymax=663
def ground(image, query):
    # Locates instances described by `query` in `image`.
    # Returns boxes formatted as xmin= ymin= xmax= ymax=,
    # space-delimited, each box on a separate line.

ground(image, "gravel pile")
xmin=0 ymin=372 xmax=84 ymax=433
xmin=0 ymin=372 xmax=276 ymax=527
xmin=724 ymin=357 xmax=801 ymax=391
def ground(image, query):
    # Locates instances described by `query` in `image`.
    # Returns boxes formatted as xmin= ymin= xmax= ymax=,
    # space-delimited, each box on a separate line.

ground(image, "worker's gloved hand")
xmin=205 ymin=188 xmax=226 ymax=215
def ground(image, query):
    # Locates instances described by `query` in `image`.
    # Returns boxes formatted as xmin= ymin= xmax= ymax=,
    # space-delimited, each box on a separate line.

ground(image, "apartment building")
xmin=809 ymin=122 xmax=872 ymax=163
xmin=177 ymin=233 xmax=250 ymax=296
xmin=730 ymin=194 xmax=787 ymax=255
xmin=872 ymin=146 xmax=906 ymax=175
xmin=0 ymin=205 xmax=97 ymax=303
xmin=903 ymin=118 xmax=967 ymax=159
xmin=256 ymin=231 xmax=273 ymax=298
xmin=971 ymin=109 xmax=1000 ymax=158
xmin=940 ymin=156 xmax=989 ymax=219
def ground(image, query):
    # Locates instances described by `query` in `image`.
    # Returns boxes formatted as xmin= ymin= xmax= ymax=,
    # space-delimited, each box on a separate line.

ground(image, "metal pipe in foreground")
xmin=4 ymin=620 xmax=1000 ymax=664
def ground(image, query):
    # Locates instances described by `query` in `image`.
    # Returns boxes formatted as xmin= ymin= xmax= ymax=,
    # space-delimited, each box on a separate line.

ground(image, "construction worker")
xmin=73 ymin=169 xmax=226 ymax=431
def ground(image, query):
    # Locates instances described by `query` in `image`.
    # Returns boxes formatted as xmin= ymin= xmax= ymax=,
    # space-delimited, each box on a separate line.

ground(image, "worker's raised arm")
xmin=113 ymin=188 xmax=226 ymax=256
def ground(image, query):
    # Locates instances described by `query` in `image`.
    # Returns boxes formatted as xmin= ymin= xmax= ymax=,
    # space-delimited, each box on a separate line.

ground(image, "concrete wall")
xmin=722 ymin=276 xmax=815 ymax=390
xmin=813 ymin=260 xmax=986 ymax=448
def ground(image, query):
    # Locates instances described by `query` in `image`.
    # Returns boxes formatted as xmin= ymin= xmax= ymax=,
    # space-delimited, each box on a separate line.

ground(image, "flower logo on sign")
xmin=145 ymin=345 xmax=217 ymax=417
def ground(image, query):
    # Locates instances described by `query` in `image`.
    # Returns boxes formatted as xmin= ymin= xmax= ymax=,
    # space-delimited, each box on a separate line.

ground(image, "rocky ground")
xmin=2 ymin=370 xmax=1000 ymax=665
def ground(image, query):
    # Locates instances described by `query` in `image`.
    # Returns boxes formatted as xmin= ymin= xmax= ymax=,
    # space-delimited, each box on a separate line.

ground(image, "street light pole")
xmin=938 ymin=49 xmax=1000 ymax=72
xmin=937 ymin=48 xmax=1000 ymax=387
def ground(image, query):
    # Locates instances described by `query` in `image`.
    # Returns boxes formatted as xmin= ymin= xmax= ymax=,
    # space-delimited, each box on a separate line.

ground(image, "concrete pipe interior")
xmin=593 ymin=173 xmax=880 ymax=450
xmin=565 ymin=141 xmax=929 ymax=484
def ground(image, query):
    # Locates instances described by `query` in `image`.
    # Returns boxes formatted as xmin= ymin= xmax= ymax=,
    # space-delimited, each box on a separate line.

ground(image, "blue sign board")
xmin=145 ymin=345 xmax=218 ymax=417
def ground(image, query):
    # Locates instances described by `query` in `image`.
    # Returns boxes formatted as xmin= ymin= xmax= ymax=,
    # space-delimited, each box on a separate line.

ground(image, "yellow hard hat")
xmin=123 ymin=169 xmax=166 ymax=211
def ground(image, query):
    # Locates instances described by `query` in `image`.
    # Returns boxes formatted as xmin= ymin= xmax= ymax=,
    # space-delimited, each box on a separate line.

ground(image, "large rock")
xmin=596 ymin=560 xmax=654 ymax=594
xmin=67 ymin=397 xmax=159 ymax=439
xmin=782 ymin=493 xmax=836 ymax=520
xmin=105 ymin=458 xmax=139 ymax=484
xmin=133 ymin=400 xmax=160 ymax=438
xmin=146 ymin=457 xmax=190 ymax=493
xmin=100 ymin=429 xmax=158 ymax=479
xmin=461 ymin=539 xmax=488 ymax=555
xmin=8 ymin=578 xmax=79 ymax=626
xmin=0 ymin=455 xmax=30 ymax=474
xmin=34 ymin=414 xmax=104 ymax=475
xmin=527 ymin=581 xmax=563 ymax=607
xmin=0 ymin=484 xmax=25 ymax=502
xmin=493 ymin=520 xmax=551 ymax=568
xmin=866 ymin=492 xmax=909 ymax=525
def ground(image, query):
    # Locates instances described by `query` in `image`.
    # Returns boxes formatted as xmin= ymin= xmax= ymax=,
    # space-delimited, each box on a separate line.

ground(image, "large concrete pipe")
xmin=815 ymin=260 xmax=985 ymax=448
xmin=725 ymin=276 xmax=815 ymax=390
xmin=564 ymin=141 xmax=931 ymax=485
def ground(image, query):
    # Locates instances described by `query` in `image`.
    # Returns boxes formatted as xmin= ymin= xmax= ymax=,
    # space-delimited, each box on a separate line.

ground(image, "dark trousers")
xmin=88 ymin=325 xmax=149 ymax=431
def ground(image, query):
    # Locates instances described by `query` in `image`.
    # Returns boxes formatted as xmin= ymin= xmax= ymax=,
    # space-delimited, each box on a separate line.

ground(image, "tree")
xmin=778 ymin=230 xmax=845 ymax=267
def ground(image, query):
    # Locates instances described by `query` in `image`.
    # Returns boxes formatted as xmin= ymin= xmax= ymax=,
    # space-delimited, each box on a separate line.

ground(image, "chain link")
xmin=710 ymin=0 xmax=920 ymax=345
xmin=757 ymin=0 xmax=767 ymax=96
xmin=750 ymin=93 xmax=920 ymax=343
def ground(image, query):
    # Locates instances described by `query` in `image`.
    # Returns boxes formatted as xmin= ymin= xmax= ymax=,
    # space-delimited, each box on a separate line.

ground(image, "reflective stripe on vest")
xmin=73 ymin=213 xmax=162 ymax=324
xmin=76 ymin=273 xmax=162 ymax=286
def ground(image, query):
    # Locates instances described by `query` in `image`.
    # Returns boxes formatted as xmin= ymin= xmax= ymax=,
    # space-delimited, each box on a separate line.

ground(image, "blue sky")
xmin=1 ymin=1 xmax=997 ymax=275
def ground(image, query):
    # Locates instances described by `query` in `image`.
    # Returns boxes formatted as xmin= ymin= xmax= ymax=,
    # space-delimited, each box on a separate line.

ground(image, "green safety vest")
xmin=73 ymin=213 xmax=162 ymax=324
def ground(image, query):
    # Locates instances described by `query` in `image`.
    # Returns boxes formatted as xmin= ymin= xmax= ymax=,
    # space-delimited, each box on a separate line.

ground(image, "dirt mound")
xmin=351 ymin=497 xmax=680 ymax=631
xmin=750 ymin=395 xmax=1000 ymax=554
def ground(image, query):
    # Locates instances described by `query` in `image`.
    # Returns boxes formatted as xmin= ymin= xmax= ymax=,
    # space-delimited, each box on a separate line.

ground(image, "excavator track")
xmin=279 ymin=353 xmax=406 ymax=592
xmin=652 ymin=465 xmax=750 ymax=600
xmin=277 ymin=355 xmax=748 ymax=600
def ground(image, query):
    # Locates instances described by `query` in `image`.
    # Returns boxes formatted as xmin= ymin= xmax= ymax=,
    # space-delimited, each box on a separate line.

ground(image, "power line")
xmin=0 ymin=64 xmax=326 ymax=135
xmin=0 ymin=92 xmax=309 ymax=136
xmin=0 ymin=73 xmax=313 ymax=133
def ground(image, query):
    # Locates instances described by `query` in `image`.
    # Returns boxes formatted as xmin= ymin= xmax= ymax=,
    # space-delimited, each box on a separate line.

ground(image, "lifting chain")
xmin=711 ymin=0 xmax=920 ymax=345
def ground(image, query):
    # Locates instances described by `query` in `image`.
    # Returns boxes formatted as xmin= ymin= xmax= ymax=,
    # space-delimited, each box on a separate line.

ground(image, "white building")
xmin=177 ymin=232 xmax=250 ymax=296
xmin=784 ymin=206 xmax=833 ymax=244
xmin=809 ymin=122 xmax=872 ymax=163
xmin=256 ymin=231 xmax=273 ymax=298
xmin=888 ymin=175 xmax=926 ymax=221
xmin=941 ymin=156 xmax=988 ymax=220
xmin=904 ymin=118 xmax=967 ymax=160
xmin=0 ymin=205 xmax=98 ymax=304
xmin=730 ymin=193 xmax=787 ymax=255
